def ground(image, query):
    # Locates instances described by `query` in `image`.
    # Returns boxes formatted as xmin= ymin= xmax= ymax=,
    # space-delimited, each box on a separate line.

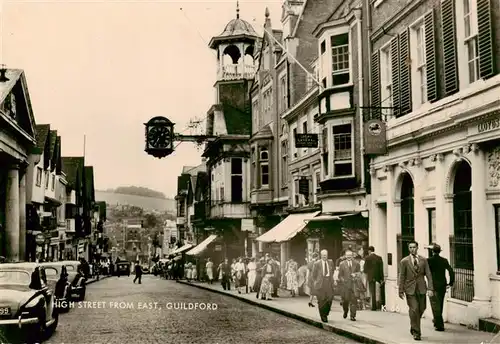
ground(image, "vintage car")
xmin=0 ymin=262 xmax=58 ymax=343
xmin=115 ymin=261 xmax=130 ymax=277
xmin=39 ymin=262 xmax=73 ymax=312
xmin=59 ymin=261 xmax=86 ymax=301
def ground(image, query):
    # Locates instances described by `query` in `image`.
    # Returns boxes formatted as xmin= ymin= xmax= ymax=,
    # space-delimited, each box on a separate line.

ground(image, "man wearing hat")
xmin=425 ymin=243 xmax=455 ymax=332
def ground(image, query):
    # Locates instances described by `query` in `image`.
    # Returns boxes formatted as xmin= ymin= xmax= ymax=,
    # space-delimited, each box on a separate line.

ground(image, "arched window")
xmin=400 ymin=173 xmax=414 ymax=259
xmin=451 ymin=160 xmax=473 ymax=301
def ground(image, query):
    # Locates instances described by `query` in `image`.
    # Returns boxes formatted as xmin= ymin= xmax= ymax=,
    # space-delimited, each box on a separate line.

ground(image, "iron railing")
xmin=449 ymin=234 xmax=474 ymax=302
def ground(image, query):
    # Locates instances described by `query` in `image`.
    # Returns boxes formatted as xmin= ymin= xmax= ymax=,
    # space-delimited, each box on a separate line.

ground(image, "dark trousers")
xmin=430 ymin=288 xmax=446 ymax=329
xmin=133 ymin=274 xmax=142 ymax=284
xmin=317 ymin=278 xmax=334 ymax=320
xmin=272 ymin=276 xmax=279 ymax=296
xmin=342 ymin=288 xmax=357 ymax=319
xmin=369 ymin=281 xmax=379 ymax=310
xmin=406 ymin=293 xmax=427 ymax=336
xmin=221 ymin=275 xmax=231 ymax=290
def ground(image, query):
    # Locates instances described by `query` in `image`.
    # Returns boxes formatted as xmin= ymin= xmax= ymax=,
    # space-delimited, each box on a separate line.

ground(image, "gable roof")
xmin=0 ymin=69 xmax=36 ymax=141
xmin=49 ymin=130 xmax=57 ymax=158
xmin=62 ymin=157 xmax=85 ymax=188
xmin=176 ymin=174 xmax=191 ymax=196
xmin=35 ymin=124 xmax=50 ymax=150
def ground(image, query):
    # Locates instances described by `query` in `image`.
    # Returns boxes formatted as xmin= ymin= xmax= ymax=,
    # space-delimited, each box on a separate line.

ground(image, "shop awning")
xmin=256 ymin=211 xmax=320 ymax=243
xmin=170 ymin=243 xmax=193 ymax=255
xmin=305 ymin=214 xmax=342 ymax=222
xmin=186 ymin=235 xmax=217 ymax=256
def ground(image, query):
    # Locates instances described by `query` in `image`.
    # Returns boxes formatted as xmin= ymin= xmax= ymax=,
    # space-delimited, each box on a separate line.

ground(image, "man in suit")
xmin=425 ymin=243 xmax=455 ymax=332
xmin=338 ymin=250 xmax=360 ymax=321
xmin=398 ymin=241 xmax=434 ymax=341
xmin=364 ymin=246 xmax=384 ymax=310
xmin=311 ymin=249 xmax=335 ymax=323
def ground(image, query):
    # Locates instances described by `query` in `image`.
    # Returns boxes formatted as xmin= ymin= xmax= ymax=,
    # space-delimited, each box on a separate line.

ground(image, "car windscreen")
xmin=0 ymin=270 xmax=31 ymax=285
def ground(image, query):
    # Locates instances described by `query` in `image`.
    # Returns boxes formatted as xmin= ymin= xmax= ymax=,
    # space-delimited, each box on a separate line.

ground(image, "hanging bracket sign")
xmin=295 ymin=134 xmax=319 ymax=148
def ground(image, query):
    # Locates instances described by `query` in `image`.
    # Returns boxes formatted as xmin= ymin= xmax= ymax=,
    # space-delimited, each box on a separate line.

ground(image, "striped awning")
xmin=256 ymin=211 xmax=320 ymax=243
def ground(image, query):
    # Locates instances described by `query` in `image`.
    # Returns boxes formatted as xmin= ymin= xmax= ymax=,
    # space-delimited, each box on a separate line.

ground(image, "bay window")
xmin=260 ymin=148 xmax=269 ymax=187
xmin=322 ymin=127 xmax=329 ymax=177
xmin=332 ymin=124 xmax=353 ymax=177
xmin=331 ymin=33 xmax=350 ymax=86
xmin=231 ymin=158 xmax=243 ymax=202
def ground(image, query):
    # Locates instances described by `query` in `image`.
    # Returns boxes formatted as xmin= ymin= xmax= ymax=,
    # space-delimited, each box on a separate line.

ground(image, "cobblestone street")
xmin=46 ymin=276 xmax=359 ymax=344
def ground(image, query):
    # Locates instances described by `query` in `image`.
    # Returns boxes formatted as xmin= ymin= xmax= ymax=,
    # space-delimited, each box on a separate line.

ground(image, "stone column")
xmin=280 ymin=242 xmax=287 ymax=270
xmin=470 ymin=146 xmax=494 ymax=319
xmin=5 ymin=165 xmax=20 ymax=261
xmin=19 ymin=171 xmax=26 ymax=260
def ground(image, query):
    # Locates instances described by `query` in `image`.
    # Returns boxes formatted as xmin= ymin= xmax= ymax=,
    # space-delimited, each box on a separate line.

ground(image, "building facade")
xmin=310 ymin=0 xmax=370 ymax=259
xmin=0 ymin=68 xmax=37 ymax=262
xmin=368 ymin=0 xmax=500 ymax=326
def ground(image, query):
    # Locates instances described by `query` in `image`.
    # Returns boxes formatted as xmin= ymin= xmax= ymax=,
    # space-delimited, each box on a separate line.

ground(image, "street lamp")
xmin=143 ymin=116 xmax=218 ymax=159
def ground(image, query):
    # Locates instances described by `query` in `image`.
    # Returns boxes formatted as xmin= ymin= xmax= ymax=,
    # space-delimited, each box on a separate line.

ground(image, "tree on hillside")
xmin=143 ymin=213 xmax=158 ymax=228
xmin=114 ymin=186 xmax=166 ymax=199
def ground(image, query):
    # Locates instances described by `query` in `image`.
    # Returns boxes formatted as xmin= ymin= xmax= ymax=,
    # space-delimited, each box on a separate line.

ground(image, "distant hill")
xmin=104 ymin=186 xmax=167 ymax=199
xmin=95 ymin=190 xmax=176 ymax=213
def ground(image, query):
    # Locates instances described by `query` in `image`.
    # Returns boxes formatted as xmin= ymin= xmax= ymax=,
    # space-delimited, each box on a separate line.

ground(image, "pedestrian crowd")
xmin=159 ymin=242 xmax=454 ymax=342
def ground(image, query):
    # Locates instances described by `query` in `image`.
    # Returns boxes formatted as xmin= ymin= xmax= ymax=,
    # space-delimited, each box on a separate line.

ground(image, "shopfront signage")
xmin=364 ymin=119 xmax=387 ymax=155
xmin=295 ymin=134 xmax=319 ymax=148
xmin=477 ymin=116 xmax=500 ymax=133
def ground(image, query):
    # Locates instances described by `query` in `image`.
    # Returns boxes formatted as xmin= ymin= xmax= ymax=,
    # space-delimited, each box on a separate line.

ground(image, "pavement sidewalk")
xmin=178 ymin=280 xmax=499 ymax=344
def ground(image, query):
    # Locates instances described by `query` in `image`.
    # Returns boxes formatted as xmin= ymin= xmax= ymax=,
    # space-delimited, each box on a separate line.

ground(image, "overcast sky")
xmin=1 ymin=0 xmax=282 ymax=198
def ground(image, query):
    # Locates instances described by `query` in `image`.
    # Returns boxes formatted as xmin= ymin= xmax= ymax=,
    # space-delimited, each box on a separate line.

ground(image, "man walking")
xmin=311 ymin=249 xmax=335 ymax=323
xmin=425 ymin=243 xmax=454 ymax=332
xmin=338 ymin=250 xmax=360 ymax=321
xmin=364 ymin=246 xmax=384 ymax=310
xmin=219 ymin=258 xmax=231 ymax=290
xmin=133 ymin=261 xmax=143 ymax=284
xmin=271 ymin=256 xmax=281 ymax=298
xmin=398 ymin=241 xmax=434 ymax=341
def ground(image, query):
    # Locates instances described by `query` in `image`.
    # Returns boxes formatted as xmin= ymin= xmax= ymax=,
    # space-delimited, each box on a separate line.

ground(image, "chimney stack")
xmin=0 ymin=65 xmax=8 ymax=82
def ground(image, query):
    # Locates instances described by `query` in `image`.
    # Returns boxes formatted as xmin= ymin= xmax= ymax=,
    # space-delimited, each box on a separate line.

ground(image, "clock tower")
xmin=206 ymin=2 xmax=260 ymax=136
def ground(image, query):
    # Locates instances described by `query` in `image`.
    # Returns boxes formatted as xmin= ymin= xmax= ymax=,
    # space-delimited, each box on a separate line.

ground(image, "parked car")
xmin=39 ymin=262 xmax=72 ymax=312
xmin=59 ymin=261 xmax=86 ymax=301
xmin=0 ymin=262 xmax=58 ymax=343
xmin=115 ymin=261 xmax=130 ymax=277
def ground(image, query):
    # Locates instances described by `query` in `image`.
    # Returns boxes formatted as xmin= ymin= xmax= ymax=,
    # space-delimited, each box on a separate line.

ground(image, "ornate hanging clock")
xmin=144 ymin=116 xmax=175 ymax=158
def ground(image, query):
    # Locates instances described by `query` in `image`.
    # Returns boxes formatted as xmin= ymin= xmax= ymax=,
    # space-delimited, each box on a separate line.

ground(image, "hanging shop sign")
xmin=364 ymin=119 xmax=387 ymax=155
xmin=295 ymin=134 xmax=319 ymax=148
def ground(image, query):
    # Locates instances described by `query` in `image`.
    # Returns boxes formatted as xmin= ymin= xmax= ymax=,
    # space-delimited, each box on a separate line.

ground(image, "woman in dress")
xmin=186 ymin=262 xmax=192 ymax=282
xmin=307 ymin=252 xmax=319 ymax=307
xmin=206 ymin=258 xmax=214 ymax=284
xmin=297 ymin=259 xmax=308 ymax=296
xmin=285 ymin=258 xmax=299 ymax=297
xmin=191 ymin=262 xmax=198 ymax=281
xmin=247 ymin=257 xmax=257 ymax=292
xmin=259 ymin=257 xmax=274 ymax=300
xmin=230 ymin=258 xmax=237 ymax=285
xmin=234 ymin=257 xmax=246 ymax=294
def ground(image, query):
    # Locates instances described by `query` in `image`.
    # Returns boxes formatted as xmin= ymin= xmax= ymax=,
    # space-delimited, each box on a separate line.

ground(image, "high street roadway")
xmin=47 ymin=275 xmax=359 ymax=344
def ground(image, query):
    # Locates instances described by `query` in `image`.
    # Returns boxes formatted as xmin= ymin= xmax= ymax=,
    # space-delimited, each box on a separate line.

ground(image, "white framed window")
xmin=380 ymin=44 xmax=393 ymax=112
xmin=293 ymin=178 xmax=301 ymax=206
xmin=260 ymin=148 xmax=269 ymax=187
xmin=291 ymin=125 xmax=298 ymax=159
xmin=279 ymin=75 xmax=287 ymax=113
xmin=51 ymin=175 xmax=55 ymax=190
xmin=313 ymin=170 xmax=321 ymax=204
xmin=252 ymin=100 xmax=259 ymax=132
xmin=331 ymin=33 xmax=350 ymax=86
xmin=331 ymin=123 xmax=354 ymax=177
xmin=456 ymin=0 xmax=479 ymax=86
xmin=281 ymin=140 xmax=288 ymax=187
xmin=410 ymin=20 xmax=428 ymax=107
xmin=45 ymin=171 xmax=49 ymax=189
xmin=36 ymin=167 xmax=43 ymax=187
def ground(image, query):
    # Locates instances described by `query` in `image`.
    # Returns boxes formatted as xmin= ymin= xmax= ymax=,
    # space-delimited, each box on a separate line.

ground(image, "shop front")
xmin=369 ymin=74 xmax=500 ymax=327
